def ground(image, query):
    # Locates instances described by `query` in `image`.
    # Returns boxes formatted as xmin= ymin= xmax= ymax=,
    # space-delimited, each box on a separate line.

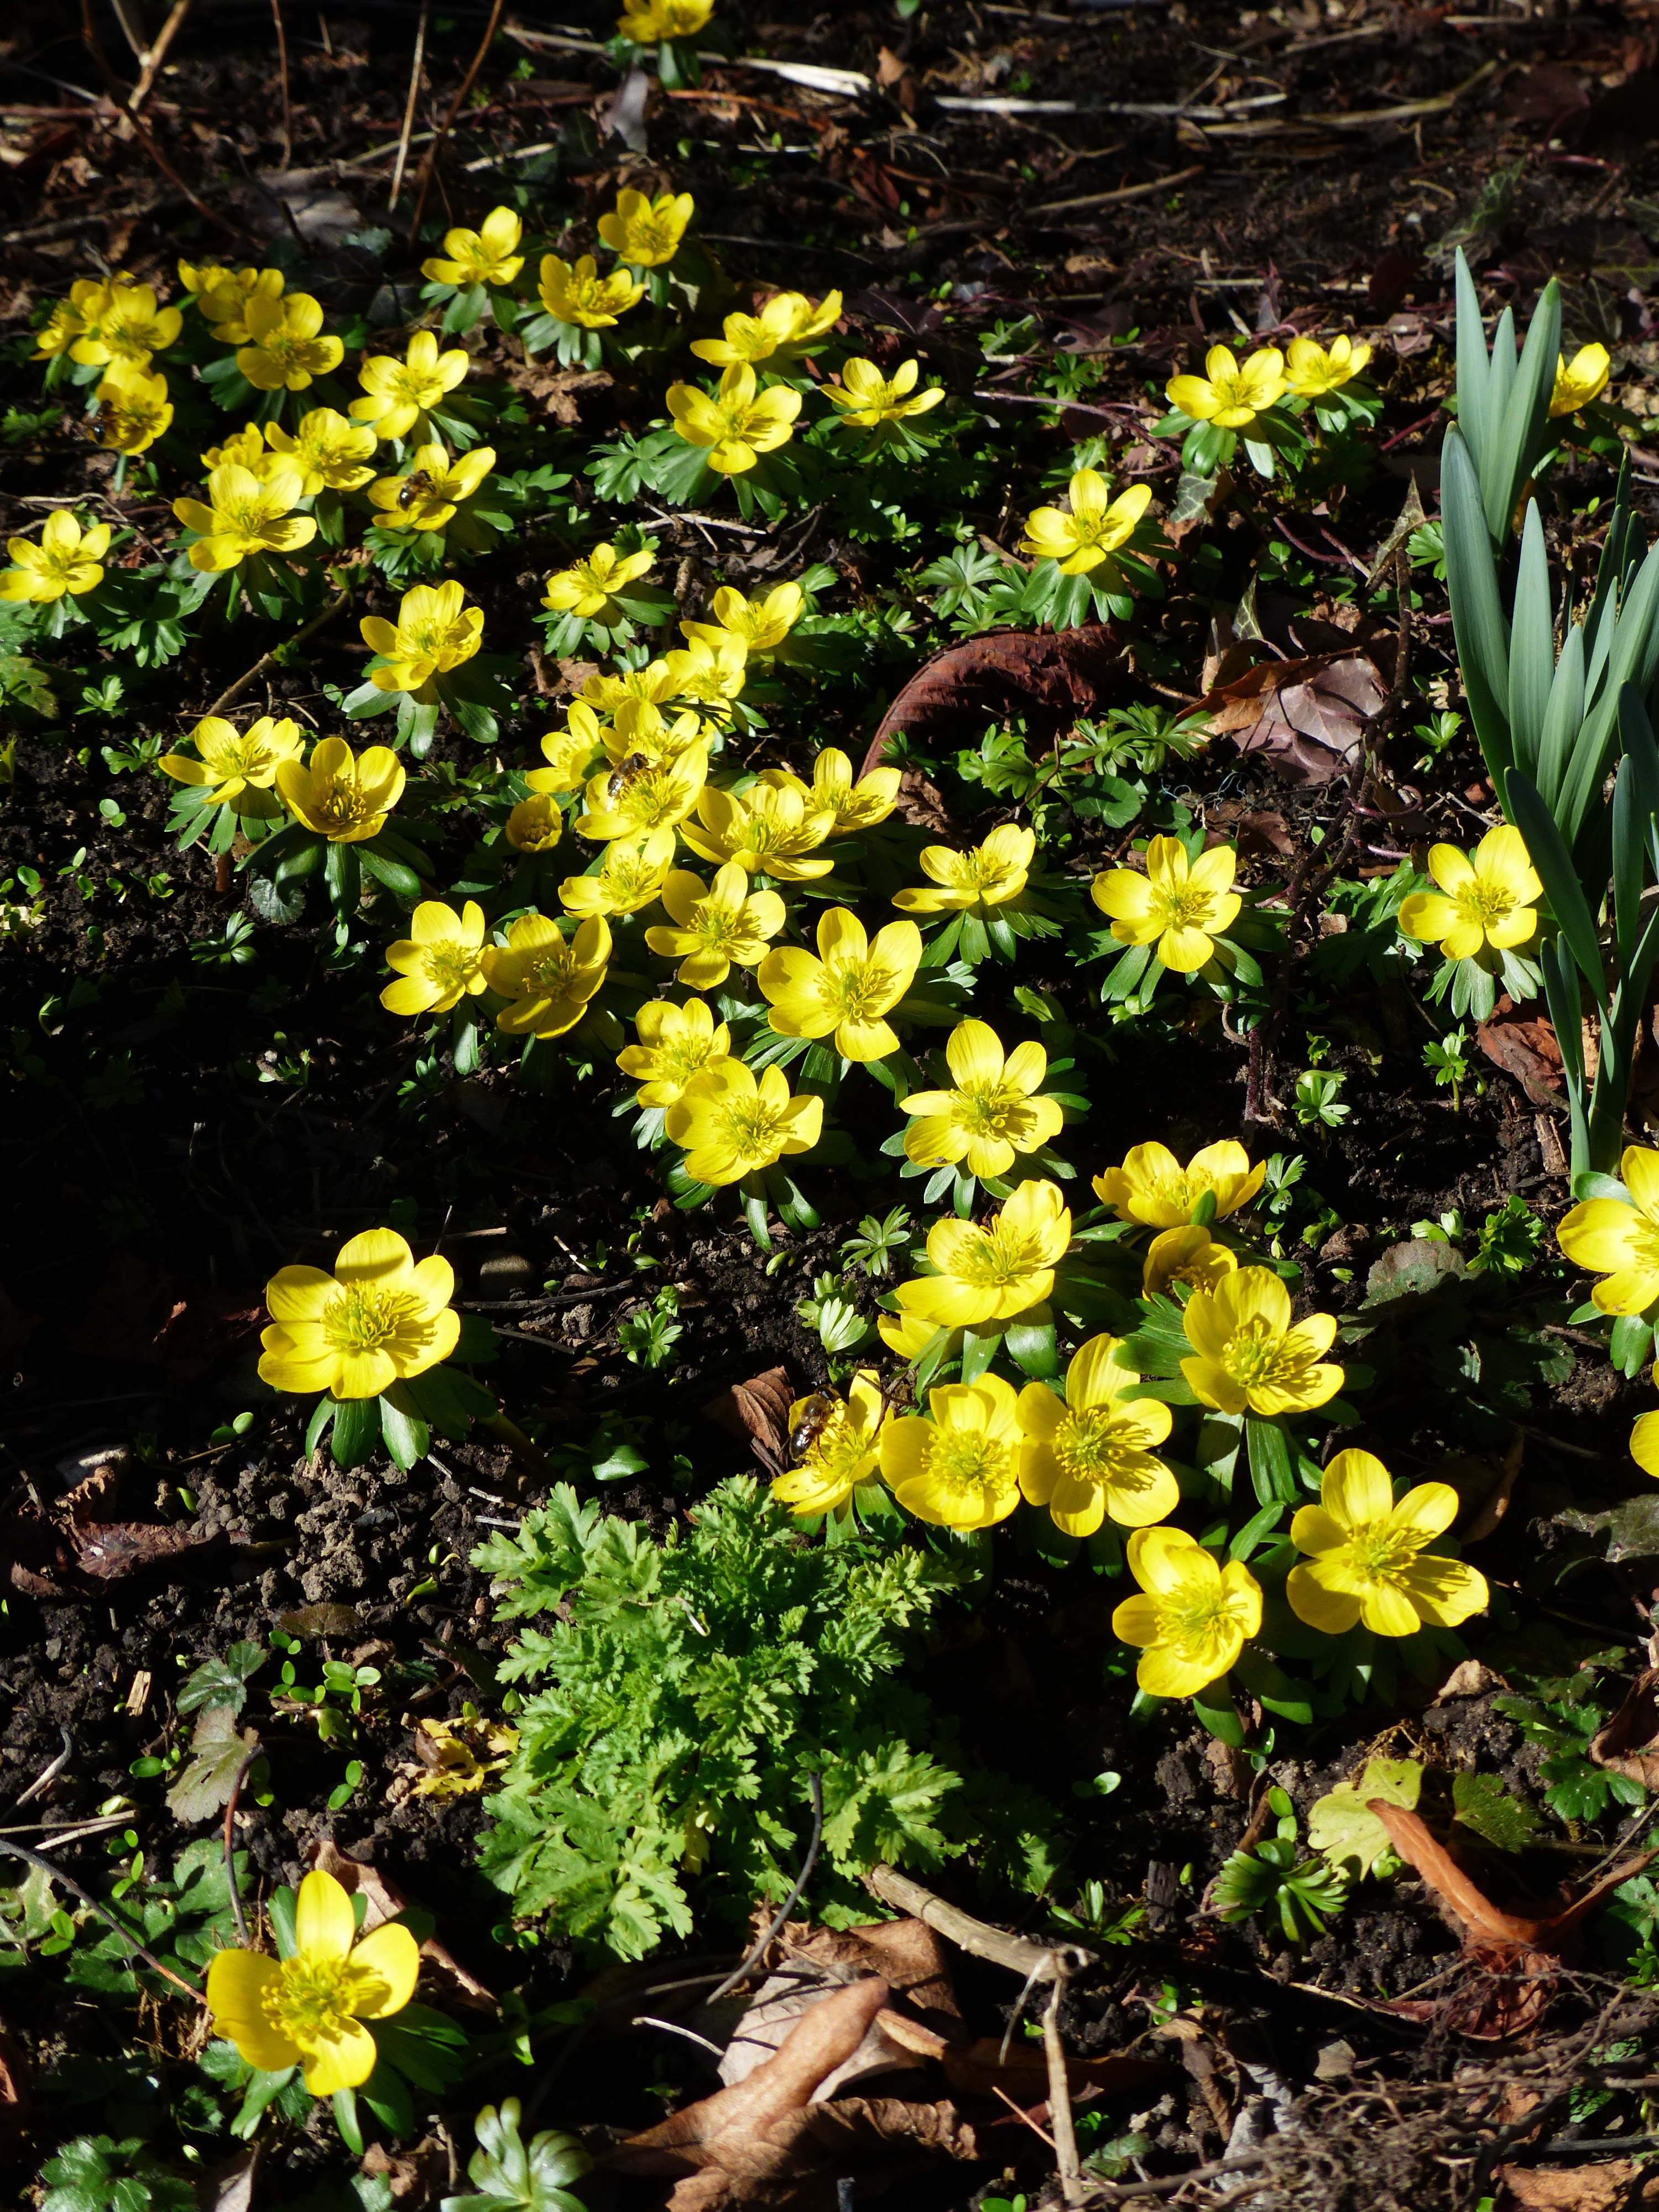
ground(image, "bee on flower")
xmin=617 ymin=997 xmax=734 ymax=1108
xmin=576 ymin=745 xmax=708 ymax=842
xmin=691 ymin=291 xmax=842 ymax=369
xmin=367 ymin=443 xmax=497 ymax=535
xmin=93 ymin=363 xmax=173 ymax=455
xmin=599 ymin=186 xmax=695 ymax=269
xmin=771 ymin=1372 xmax=890 ymax=1521
xmin=0 ymin=513 xmax=111 ymax=606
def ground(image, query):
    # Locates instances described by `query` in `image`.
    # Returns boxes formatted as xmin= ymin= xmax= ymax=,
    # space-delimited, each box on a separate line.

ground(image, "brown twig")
xmin=198 ymin=587 xmax=351 ymax=718
xmin=1044 ymin=1964 xmax=1086 ymax=2206
xmin=79 ymin=0 xmax=249 ymax=244
xmin=389 ymin=1 xmax=430 ymax=212
xmin=706 ymin=1772 xmax=824 ymax=2004
xmin=865 ymin=1863 xmax=1096 ymax=1979
xmin=128 ymin=0 xmax=194 ymax=116
xmin=270 ymin=0 xmax=293 ymax=168
xmin=406 ymin=0 xmax=505 ymax=245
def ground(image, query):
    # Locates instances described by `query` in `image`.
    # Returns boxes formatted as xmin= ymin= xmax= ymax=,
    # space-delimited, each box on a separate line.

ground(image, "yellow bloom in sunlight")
xmin=560 ymin=827 xmax=677 ymax=918
xmin=682 ymin=581 xmax=802 ymax=656
xmin=1112 ymin=1528 xmax=1262 ymax=1699
xmin=795 ymin=748 xmax=901 ymax=836
xmin=1181 ymin=1266 xmax=1343 ymax=1417
xmin=1397 ymin=826 xmax=1541 ymax=963
xmin=645 ymin=862 xmax=786 ymax=988
xmin=71 ymin=277 xmax=182 ymax=369
xmin=893 ymin=823 xmax=1034 ymax=918
xmin=538 ymin=252 xmax=645 ymax=330
xmin=608 ymin=698 xmax=705 ymax=764
xmin=1016 ymin=1334 xmax=1177 ymax=1537
xmin=1557 ymin=1145 xmax=1659 ymax=1314
xmin=542 ymin=542 xmax=654 ymax=618
xmin=93 ymin=364 xmax=172 ymax=455
xmin=1142 ymin=1224 xmax=1237 ymax=1299
xmin=892 ymin=1178 xmax=1071 ymax=1331
xmin=159 ymin=714 xmax=304 ymax=811
xmin=32 ymin=291 xmax=90 ymax=361
xmin=876 ymin=1310 xmax=966 ymax=1364
xmin=664 ymin=632 xmax=750 ymax=720
xmin=1021 ymin=471 xmax=1151 ymax=576
xmin=617 ymin=996 xmax=733 ymax=1108
xmin=259 ymin=1228 xmax=458 ymax=1399
xmin=1092 ymin=835 xmax=1240 ymax=973
xmin=381 ymin=900 xmax=488 ymax=1018
xmin=772 ymin=1371 xmax=889 ymax=1518
xmin=758 ymin=907 xmax=921 ymax=1063
xmin=1166 ymin=345 xmax=1287 ymax=428
xmin=276 ymin=737 xmax=405 ymax=844
xmin=599 ymin=186 xmax=695 ymax=268
xmin=265 ymin=408 xmax=379 ymax=494
xmin=667 ymin=364 xmax=801 ymax=475
xmin=524 ymin=706 xmax=608 ymax=796
xmin=422 ymin=206 xmax=524 ymax=289
xmin=0 ymin=512 xmax=111 ymax=604
xmin=206 ymin=1867 xmax=419 ymax=2097
xmin=505 ymin=795 xmax=565 ymax=853
xmin=665 ymin=1060 xmax=823 ymax=1185
xmin=1631 ymin=1412 xmax=1659 ymax=1482
xmin=823 ymin=357 xmax=945 ymax=430
xmin=237 ymin=293 xmax=344 ymax=392
xmin=681 ymin=781 xmax=834 ymax=880
xmin=1551 ymin=342 xmax=1611 ymax=418
xmin=576 ymin=745 xmax=708 ymax=841
xmin=367 ymin=442 xmax=495 ymax=533
xmin=879 ymin=1374 xmax=1022 ymax=1531
xmin=350 ymin=330 xmax=468 ymax=441
xmin=361 ymin=580 xmax=484 ymax=693
xmin=172 ymin=461 xmax=316 ymax=573
xmin=618 ymin=0 xmax=714 ymax=39
xmin=901 ymin=1018 xmax=1063 ymax=1180
xmin=201 ymin=424 xmax=269 ymax=475
xmin=184 ymin=264 xmax=284 ymax=341
xmin=481 ymin=914 xmax=612 ymax=1039
xmin=1093 ymin=1140 xmax=1264 ymax=1229
xmin=1284 ymin=333 xmax=1372 ymax=399
xmin=1288 ymin=1449 xmax=1488 ymax=1638
xmin=691 ymin=289 xmax=842 ymax=367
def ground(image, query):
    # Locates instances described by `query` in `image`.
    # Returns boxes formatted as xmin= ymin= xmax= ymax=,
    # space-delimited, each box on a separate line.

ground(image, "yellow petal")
xmin=299 ymin=2018 xmax=379 ymax=2096
xmin=294 ymin=1867 xmax=357 ymax=1960
xmin=1321 ymin=1448 xmax=1394 ymax=1531
xmin=348 ymin=1921 xmax=420 ymax=2016
xmin=206 ymin=1950 xmax=300 ymax=2072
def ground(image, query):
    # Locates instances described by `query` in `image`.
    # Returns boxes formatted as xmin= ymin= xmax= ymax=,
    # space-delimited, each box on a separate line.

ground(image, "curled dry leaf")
xmin=1199 ymin=651 xmax=1390 ymax=785
xmin=702 ymin=1368 xmax=795 ymax=1478
xmin=858 ymin=625 xmax=1130 ymax=782
xmin=1589 ymin=1668 xmax=1659 ymax=1792
xmin=1478 ymin=999 xmax=1567 ymax=1107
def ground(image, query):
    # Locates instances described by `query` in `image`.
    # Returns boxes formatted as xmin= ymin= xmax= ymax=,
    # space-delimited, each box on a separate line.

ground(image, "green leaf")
xmin=1441 ymin=427 xmax=1512 ymax=783
xmin=1506 ymin=500 xmax=1552 ymax=779
xmin=1452 ymin=1770 xmax=1543 ymax=1853
xmin=1245 ymin=1415 xmax=1296 ymax=1506
xmin=1504 ymin=768 xmax=1605 ymax=1002
xmin=330 ymin=1394 xmax=380 ymax=1468
xmin=1306 ymin=1757 xmax=1424 ymax=1879
xmin=379 ymin=1389 xmax=430 ymax=1471
xmin=165 ymin=1705 xmax=259 ymax=1826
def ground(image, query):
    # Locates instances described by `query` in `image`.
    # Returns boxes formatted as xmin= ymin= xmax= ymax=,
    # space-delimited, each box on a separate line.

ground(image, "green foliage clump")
xmin=441 ymin=2099 xmax=589 ymax=2212
xmin=38 ymin=2135 xmax=194 ymax=2212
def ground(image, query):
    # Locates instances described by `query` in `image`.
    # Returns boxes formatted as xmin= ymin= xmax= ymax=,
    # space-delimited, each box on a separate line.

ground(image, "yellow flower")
xmin=1557 ymin=1145 xmax=1659 ymax=1314
xmin=1142 ymin=1225 xmax=1237 ymax=1299
xmin=360 ymin=580 xmax=484 ymax=693
xmin=617 ymin=996 xmax=733 ymax=1108
xmin=265 ymin=408 xmax=379 ymax=494
xmin=681 ymin=781 xmax=834 ymax=880
xmin=1397 ymin=826 xmax=1541 ymax=963
xmin=1093 ymin=1140 xmax=1264 ymax=1229
xmin=542 ymin=542 xmax=654 ymax=617
xmin=276 ymin=735 xmax=405 ymax=844
xmin=350 ymin=330 xmax=468 ymax=442
xmin=93 ymin=363 xmax=173 ymax=455
xmin=581 ymin=660 xmax=679 ymax=716
xmin=381 ymin=900 xmax=488 ymax=1018
xmin=901 ymin=1018 xmax=1063 ymax=1180
xmin=206 ymin=1865 xmax=419 ymax=2098
xmin=893 ymin=824 xmax=1034 ymax=917
xmin=608 ymin=699 xmax=705 ymax=764
xmin=1166 ymin=345 xmax=1287 ymax=429
xmin=1284 ymin=334 xmax=1372 ymax=399
xmin=822 ymin=357 xmax=945 ymax=429
xmin=172 ymin=461 xmax=317 ymax=573
xmin=367 ymin=443 xmax=496 ymax=533
xmin=538 ymin=253 xmax=644 ymax=330
xmin=524 ymin=707 xmax=608 ymax=797
xmin=182 ymin=264 xmax=284 ymax=341
xmin=1632 ymin=1411 xmax=1659 ymax=1481
xmin=666 ymin=365 xmax=801 ymax=475
xmin=664 ymin=1060 xmax=823 ymax=1184
xmin=259 ymin=1228 xmax=459 ymax=1399
xmin=799 ymin=748 xmax=900 ymax=836
xmin=892 ymin=1178 xmax=1071 ymax=1331
xmin=664 ymin=633 xmax=750 ymax=719
xmin=237 ymin=293 xmax=343 ymax=392
xmin=201 ymin=424 xmax=270 ymax=475
xmin=70 ymin=277 xmax=182 ymax=369
xmin=690 ymin=289 xmax=842 ymax=368
xmin=1020 ymin=471 xmax=1151 ymax=576
xmin=1287 ymin=1449 xmax=1488 ymax=1637
xmin=421 ymin=206 xmax=524 ymax=289
xmin=1015 ymin=1333 xmax=1178 ymax=1536
xmin=1181 ymin=1266 xmax=1343 ymax=1418
xmin=482 ymin=914 xmax=612 ymax=1039
xmin=681 ymin=581 xmax=802 ymax=656
xmin=1112 ymin=1528 xmax=1262 ymax=1699
xmin=576 ymin=745 xmax=708 ymax=842
xmin=0 ymin=512 xmax=111 ymax=604
xmin=645 ymin=862 xmax=786 ymax=988
xmin=758 ymin=907 xmax=921 ymax=1063
xmin=159 ymin=714 xmax=304 ymax=810
xmin=505 ymin=795 xmax=565 ymax=852
xmin=1092 ymin=835 xmax=1240 ymax=973
xmin=618 ymin=0 xmax=714 ymax=38
xmin=771 ymin=1371 xmax=888 ymax=1517
xmin=1551 ymin=342 xmax=1611 ymax=418
xmin=32 ymin=293 xmax=88 ymax=361
xmin=879 ymin=1374 xmax=1022 ymax=1530
xmin=599 ymin=186 xmax=695 ymax=268
xmin=560 ymin=827 xmax=677 ymax=919
xmin=875 ymin=1310 xmax=966 ymax=1364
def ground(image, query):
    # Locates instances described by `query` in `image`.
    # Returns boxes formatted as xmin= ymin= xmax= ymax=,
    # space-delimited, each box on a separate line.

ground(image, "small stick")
xmin=630 ymin=2015 xmax=726 ymax=2060
xmin=389 ymin=2 xmax=429 ymax=213
xmin=270 ymin=0 xmax=292 ymax=168
xmin=79 ymin=0 xmax=248 ymax=244
xmin=992 ymin=2080 xmax=1060 ymax=2151
xmin=129 ymin=0 xmax=194 ymax=116
xmin=406 ymin=0 xmax=505 ymax=246
xmin=1044 ymin=1964 xmax=1086 ymax=2206
xmin=223 ymin=1749 xmax=259 ymax=1947
xmin=706 ymin=1773 xmax=824 ymax=2004
xmin=865 ymin=1863 xmax=1097 ymax=1980
xmin=0 ymin=1835 xmax=203 ymax=2001
xmin=198 ymin=587 xmax=351 ymax=718
xmin=13 ymin=1725 xmax=74 ymax=1807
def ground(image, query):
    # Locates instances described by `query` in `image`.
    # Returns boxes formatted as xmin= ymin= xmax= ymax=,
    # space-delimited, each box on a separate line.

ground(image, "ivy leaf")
xmin=1306 ymin=1757 xmax=1425 ymax=1880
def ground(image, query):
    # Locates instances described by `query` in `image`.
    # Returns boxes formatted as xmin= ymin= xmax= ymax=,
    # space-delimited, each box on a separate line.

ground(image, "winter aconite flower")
xmin=771 ymin=1371 xmax=888 ymax=1518
xmin=350 ymin=330 xmax=468 ymax=441
xmin=368 ymin=444 xmax=495 ymax=533
xmin=559 ymin=828 xmax=677 ymax=919
xmin=1093 ymin=1140 xmax=1265 ymax=1229
xmin=599 ymin=186 xmax=694 ymax=268
xmin=1551 ymin=342 xmax=1611 ymax=418
xmin=380 ymin=900 xmax=488 ymax=1018
xmin=618 ymin=0 xmax=714 ymax=39
xmin=361 ymin=581 xmax=484 ymax=693
xmin=1142 ymin=1225 xmax=1237 ymax=1298
xmin=265 ymin=408 xmax=378 ymax=493
xmin=159 ymin=715 xmax=304 ymax=811
xmin=1397 ymin=827 xmax=1541 ymax=963
xmin=645 ymin=863 xmax=786 ymax=988
xmin=237 ymin=293 xmax=344 ymax=392
xmin=667 ymin=365 xmax=801 ymax=474
xmin=1092 ymin=836 xmax=1240 ymax=973
xmin=276 ymin=737 xmax=405 ymax=843
xmin=617 ymin=997 xmax=734 ymax=1108
xmin=172 ymin=461 xmax=317 ymax=573
xmin=891 ymin=1179 xmax=1071 ymax=1331
xmin=576 ymin=747 xmax=708 ymax=841
xmin=94 ymin=364 xmax=173 ymax=454
xmin=1557 ymin=1146 xmax=1659 ymax=1314
xmin=505 ymin=795 xmax=565 ymax=853
xmin=70 ymin=277 xmax=181 ymax=368
xmin=0 ymin=513 xmax=110 ymax=603
xmin=757 ymin=908 xmax=922 ymax=1062
xmin=542 ymin=542 xmax=654 ymax=618
xmin=1180 ymin=1267 xmax=1343 ymax=1417
xmin=823 ymin=357 xmax=944 ymax=430
xmin=795 ymin=748 xmax=901 ymax=836
xmin=1284 ymin=335 xmax=1372 ymax=398
xmin=200 ymin=425 xmax=270 ymax=475
xmin=537 ymin=253 xmax=644 ymax=330
xmin=681 ymin=581 xmax=803 ymax=656
xmin=482 ymin=915 xmax=612 ymax=1039
xmin=665 ymin=1061 xmax=823 ymax=1185
xmin=184 ymin=264 xmax=284 ymax=342
xmin=421 ymin=206 xmax=524 ymax=289
xmin=1112 ymin=1528 xmax=1262 ymax=1699
xmin=1015 ymin=1334 xmax=1178 ymax=1536
xmin=681 ymin=781 xmax=834 ymax=880
xmin=1020 ymin=470 xmax=1151 ymax=575
xmin=258 ymin=1229 xmax=459 ymax=1399
xmin=1287 ymin=1451 xmax=1489 ymax=1637
xmin=893 ymin=825 xmax=1035 ymax=918
xmin=206 ymin=1866 xmax=419 ymax=2096
xmin=1166 ymin=345 xmax=1287 ymax=428
xmin=880 ymin=1374 xmax=1023 ymax=1530
xmin=900 ymin=1019 xmax=1063 ymax=1180
xmin=691 ymin=290 xmax=842 ymax=368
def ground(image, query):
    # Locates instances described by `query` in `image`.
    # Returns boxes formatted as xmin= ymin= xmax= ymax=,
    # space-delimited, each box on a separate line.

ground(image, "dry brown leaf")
xmin=307 ymin=1840 xmax=497 ymax=2013
xmin=702 ymin=1369 xmax=794 ymax=1477
xmin=1590 ymin=1667 xmax=1659 ymax=1791
xmin=1498 ymin=2160 xmax=1659 ymax=2210
xmin=1478 ymin=1000 xmax=1566 ymax=1106
xmin=1202 ymin=652 xmax=1389 ymax=784
xmin=858 ymin=626 xmax=1130 ymax=778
